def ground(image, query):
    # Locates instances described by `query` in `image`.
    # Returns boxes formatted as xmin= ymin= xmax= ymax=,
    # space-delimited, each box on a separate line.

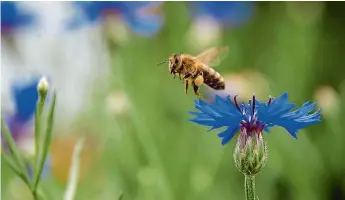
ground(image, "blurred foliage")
xmin=2 ymin=2 xmax=345 ymax=200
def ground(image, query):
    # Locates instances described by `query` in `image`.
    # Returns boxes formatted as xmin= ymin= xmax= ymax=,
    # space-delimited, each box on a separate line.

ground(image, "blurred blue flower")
xmin=68 ymin=1 xmax=163 ymax=37
xmin=190 ymin=2 xmax=255 ymax=27
xmin=1 ymin=2 xmax=35 ymax=33
xmin=189 ymin=93 xmax=322 ymax=145
xmin=3 ymin=78 xmax=40 ymax=142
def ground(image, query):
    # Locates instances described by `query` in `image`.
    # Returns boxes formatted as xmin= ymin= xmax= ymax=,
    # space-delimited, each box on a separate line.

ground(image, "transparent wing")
xmin=194 ymin=46 xmax=229 ymax=67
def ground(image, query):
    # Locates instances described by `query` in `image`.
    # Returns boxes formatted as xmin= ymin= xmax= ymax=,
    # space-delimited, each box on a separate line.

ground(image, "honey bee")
xmin=157 ymin=46 xmax=228 ymax=97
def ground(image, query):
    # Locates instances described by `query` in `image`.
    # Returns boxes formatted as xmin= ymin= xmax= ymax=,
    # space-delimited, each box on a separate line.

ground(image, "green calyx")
xmin=233 ymin=132 xmax=268 ymax=176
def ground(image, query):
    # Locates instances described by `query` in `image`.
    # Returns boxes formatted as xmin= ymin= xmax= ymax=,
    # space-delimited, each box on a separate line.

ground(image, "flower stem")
xmin=32 ymin=191 xmax=39 ymax=200
xmin=34 ymin=95 xmax=45 ymax=174
xmin=245 ymin=175 xmax=256 ymax=200
xmin=33 ymin=92 xmax=56 ymax=193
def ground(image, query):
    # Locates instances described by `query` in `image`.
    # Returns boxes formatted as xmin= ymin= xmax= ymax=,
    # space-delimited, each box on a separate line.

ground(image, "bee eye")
xmin=175 ymin=57 xmax=180 ymax=64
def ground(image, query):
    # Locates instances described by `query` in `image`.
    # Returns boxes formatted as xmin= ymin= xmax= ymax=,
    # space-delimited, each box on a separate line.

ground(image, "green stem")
xmin=34 ymin=97 xmax=45 ymax=174
xmin=32 ymin=186 xmax=49 ymax=200
xmin=245 ymin=175 xmax=256 ymax=200
xmin=33 ymin=92 xmax=56 ymax=193
xmin=32 ymin=191 xmax=39 ymax=200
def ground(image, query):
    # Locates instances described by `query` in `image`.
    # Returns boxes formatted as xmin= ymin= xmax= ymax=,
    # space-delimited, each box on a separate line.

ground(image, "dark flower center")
xmin=233 ymin=94 xmax=274 ymax=136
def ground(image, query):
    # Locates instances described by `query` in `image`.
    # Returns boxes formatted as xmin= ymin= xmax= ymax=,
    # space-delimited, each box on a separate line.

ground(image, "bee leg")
xmin=192 ymin=81 xmax=201 ymax=97
xmin=184 ymin=79 xmax=189 ymax=94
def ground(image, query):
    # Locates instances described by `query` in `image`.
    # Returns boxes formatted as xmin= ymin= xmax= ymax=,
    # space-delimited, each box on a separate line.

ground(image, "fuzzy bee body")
xmin=159 ymin=46 xmax=228 ymax=97
xmin=200 ymin=65 xmax=225 ymax=90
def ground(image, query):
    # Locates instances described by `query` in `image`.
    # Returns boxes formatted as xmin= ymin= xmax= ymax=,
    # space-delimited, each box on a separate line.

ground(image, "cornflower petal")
xmin=189 ymin=96 xmax=244 ymax=144
xmin=217 ymin=126 xmax=240 ymax=145
xmin=189 ymin=93 xmax=321 ymax=145
xmin=257 ymin=93 xmax=321 ymax=138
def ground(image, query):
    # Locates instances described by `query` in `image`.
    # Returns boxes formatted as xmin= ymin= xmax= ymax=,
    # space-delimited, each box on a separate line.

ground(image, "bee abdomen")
xmin=202 ymin=67 xmax=225 ymax=90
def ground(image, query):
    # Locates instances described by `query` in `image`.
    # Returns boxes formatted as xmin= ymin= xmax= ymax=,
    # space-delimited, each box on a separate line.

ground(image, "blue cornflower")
xmin=3 ymin=77 xmax=40 ymax=142
xmin=190 ymin=1 xmax=255 ymax=27
xmin=189 ymin=93 xmax=322 ymax=145
xmin=68 ymin=1 xmax=163 ymax=37
xmin=1 ymin=2 xmax=35 ymax=33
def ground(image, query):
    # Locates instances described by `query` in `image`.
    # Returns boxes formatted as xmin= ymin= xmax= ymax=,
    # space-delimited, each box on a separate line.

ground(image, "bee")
xmin=157 ymin=46 xmax=228 ymax=97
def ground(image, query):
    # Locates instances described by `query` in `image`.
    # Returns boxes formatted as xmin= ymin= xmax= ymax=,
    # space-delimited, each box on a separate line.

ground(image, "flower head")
xmin=68 ymin=1 xmax=163 ymax=37
xmin=1 ymin=2 xmax=35 ymax=34
xmin=189 ymin=93 xmax=322 ymax=145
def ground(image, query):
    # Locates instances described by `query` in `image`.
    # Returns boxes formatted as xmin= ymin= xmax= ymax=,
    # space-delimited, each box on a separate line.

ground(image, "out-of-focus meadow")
xmin=1 ymin=1 xmax=345 ymax=200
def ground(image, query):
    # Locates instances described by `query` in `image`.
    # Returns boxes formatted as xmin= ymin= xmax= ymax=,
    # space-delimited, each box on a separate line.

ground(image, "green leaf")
xmin=1 ymin=118 xmax=32 ymax=186
xmin=63 ymin=137 xmax=85 ymax=200
xmin=118 ymin=193 xmax=123 ymax=200
xmin=1 ymin=153 xmax=31 ymax=187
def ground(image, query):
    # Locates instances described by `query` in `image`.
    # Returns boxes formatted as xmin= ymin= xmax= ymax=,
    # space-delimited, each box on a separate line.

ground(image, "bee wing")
xmin=194 ymin=46 xmax=229 ymax=67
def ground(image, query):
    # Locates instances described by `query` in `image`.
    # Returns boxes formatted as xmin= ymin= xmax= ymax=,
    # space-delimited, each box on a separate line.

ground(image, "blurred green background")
xmin=2 ymin=1 xmax=345 ymax=200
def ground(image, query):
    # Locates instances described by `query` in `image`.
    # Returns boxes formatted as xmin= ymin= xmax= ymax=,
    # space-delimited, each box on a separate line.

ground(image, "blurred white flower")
xmin=105 ymin=90 xmax=131 ymax=116
xmin=185 ymin=16 xmax=222 ymax=52
xmin=17 ymin=136 xmax=36 ymax=159
xmin=205 ymin=70 xmax=271 ymax=102
xmin=103 ymin=15 xmax=129 ymax=45
xmin=1 ymin=2 xmax=111 ymax=127
xmin=314 ymin=85 xmax=340 ymax=117
xmin=285 ymin=2 xmax=325 ymax=25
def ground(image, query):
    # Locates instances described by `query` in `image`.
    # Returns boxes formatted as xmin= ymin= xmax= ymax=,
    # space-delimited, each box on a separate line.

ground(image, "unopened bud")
xmin=37 ymin=76 xmax=49 ymax=99
xmin=233 ymin=129 xmax=268 ymax=176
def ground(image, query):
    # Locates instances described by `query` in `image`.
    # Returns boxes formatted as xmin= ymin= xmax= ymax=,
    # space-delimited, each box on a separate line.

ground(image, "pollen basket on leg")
xmin=194 ymin=75 xmax=204 ymax=86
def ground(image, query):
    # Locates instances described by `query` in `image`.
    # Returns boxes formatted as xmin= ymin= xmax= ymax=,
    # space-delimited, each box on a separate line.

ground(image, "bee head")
xmin=169 ymin=53 xmax=182 ymax=74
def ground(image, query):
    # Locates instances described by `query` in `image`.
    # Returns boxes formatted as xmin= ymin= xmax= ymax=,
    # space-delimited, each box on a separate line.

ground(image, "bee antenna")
xmin=157 ymin=60 xmax=168 ymax=66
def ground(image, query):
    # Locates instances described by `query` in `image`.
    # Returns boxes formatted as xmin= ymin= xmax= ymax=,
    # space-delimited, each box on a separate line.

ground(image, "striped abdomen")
xmin=201 ymin=65 xmax=225 ymax=90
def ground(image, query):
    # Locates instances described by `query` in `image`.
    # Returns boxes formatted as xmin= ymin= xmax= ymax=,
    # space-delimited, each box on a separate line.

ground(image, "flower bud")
xmin=37 ymin=76 xmax=49 ymax=100
xmin=233 ymin=129 xmax=268 ymax=176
